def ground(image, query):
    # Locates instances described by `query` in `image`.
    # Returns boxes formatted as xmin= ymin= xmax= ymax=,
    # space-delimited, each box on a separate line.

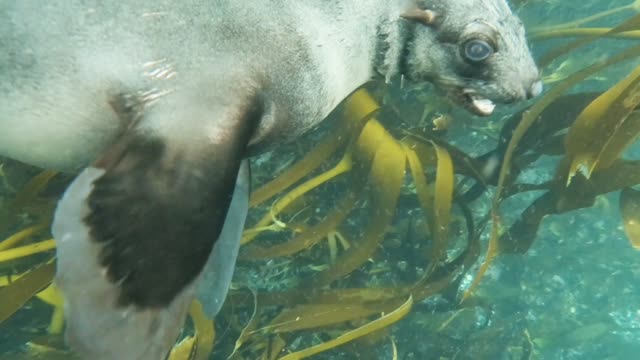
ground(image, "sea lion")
xmin=0 ymin=0 xmax=541 ymax=358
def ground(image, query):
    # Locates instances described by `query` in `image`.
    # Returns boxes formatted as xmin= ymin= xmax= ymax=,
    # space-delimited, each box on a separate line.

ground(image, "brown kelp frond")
xmin=0 ymin=261 xmax=55 ymax=324
xmin=277 ymin=296 xmax=413 ymax=360
xmin=564 ymin=65 xmax=640 ymax=182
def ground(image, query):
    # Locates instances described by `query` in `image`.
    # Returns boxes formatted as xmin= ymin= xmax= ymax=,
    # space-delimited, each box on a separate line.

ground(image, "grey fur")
xmin=399 ymin=0 xmax=541 ymax=103
xmin=0 ymin=0 xmax=539 ymax=172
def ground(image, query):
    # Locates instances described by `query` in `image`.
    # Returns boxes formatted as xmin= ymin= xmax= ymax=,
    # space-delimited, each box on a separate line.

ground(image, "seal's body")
xmin=2 ymin=0 xmax=378 ymax=170
xmin=1 ymin=0 xmax=541 ymax=358
xmin=1 ymin=0 xmax=540 ymax=170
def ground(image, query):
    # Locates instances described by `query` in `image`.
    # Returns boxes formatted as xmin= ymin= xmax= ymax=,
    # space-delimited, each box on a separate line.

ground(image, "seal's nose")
xmin=527 ymin=80 xmax=543 ymax=99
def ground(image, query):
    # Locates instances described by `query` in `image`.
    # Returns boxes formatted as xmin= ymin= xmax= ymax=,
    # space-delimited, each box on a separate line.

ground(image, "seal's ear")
xmin=400 ymin=8 xmax=438 ymax=27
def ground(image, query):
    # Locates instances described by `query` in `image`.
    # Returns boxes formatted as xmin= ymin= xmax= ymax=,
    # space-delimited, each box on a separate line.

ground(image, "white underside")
xmin=53 ymin=160 xmax=250 ymax=359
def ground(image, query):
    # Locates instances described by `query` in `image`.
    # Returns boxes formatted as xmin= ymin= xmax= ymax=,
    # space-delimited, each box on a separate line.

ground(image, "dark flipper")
xmin=53 ymin=93 xmax=262 ymax=359
xmin=53 ymin=167 xmax=196 ymax=359
xmin=84 ymin=133 xmax=244 ymax=308
xmin=196 ymin=160 xmax=250 ymax=317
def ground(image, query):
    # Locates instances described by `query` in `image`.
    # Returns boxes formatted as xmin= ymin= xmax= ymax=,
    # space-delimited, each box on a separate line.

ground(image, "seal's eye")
xmin=463 ymin=39 xmax=494 ymax=63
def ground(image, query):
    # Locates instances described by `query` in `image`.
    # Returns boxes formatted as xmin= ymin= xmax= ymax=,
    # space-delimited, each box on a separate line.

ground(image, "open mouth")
xmin=460 ymin=89 xmax=496 ymax=116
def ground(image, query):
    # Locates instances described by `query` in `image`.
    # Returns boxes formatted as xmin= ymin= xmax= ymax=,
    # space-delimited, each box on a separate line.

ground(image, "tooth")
xmin=471 ymin=98 xmax=495 ymax=115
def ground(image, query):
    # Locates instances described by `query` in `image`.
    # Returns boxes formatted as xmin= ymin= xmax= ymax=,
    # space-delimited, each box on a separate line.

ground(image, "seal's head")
xmin=399 ymin=0 xmax=542 ymax=116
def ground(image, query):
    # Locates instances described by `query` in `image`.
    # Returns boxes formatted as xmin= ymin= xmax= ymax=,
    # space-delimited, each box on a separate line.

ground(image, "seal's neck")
xmin=372 ymin=8 xmax=413 ymax=84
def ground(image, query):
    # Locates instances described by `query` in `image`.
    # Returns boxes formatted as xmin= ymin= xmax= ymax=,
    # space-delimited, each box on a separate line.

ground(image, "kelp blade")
xmin=168 ymin=336 xmax=197 ymax=360
xmin=310 ymin=119 xmax=406 ymax=286
xmin=539 ymin=12 xmax=640 ymax=67
xmin=278 ymin=296 xmax=413 ymax=360
xmin=0 ymin=261 xmax=55 ymax=323
xmin=565 ymin=63 xmax=640 ymax=182
xmin=267 ymin=303 xmax=388 ymax=333
xmin=464 ymin=43 xmax=640 ymax=300
xmin=249 ymin=88 xmax=379 ymax=207
xmin=189 ymin=300 xmax=215 ymax=360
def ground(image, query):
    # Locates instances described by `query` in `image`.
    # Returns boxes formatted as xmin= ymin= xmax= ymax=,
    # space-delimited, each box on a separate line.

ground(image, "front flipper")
xmin=53 ymin=93 xmax=262 ymax=359
xmin=53 ymin=167 xmax=196 ymax=359
xmin=196 ymin=160 xmax=250 ymax=317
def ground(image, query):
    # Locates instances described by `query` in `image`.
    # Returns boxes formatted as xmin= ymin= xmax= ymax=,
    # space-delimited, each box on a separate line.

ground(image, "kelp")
xmin=158 ymin=301 xmax=216 ymax=360
xmin=242 ymin=91 xmax=466 ymax=290
xmin=168 ymin=336 xmax=197 ymax=360
xmin=222 ymin=89 xmax=479 ymax=358
xmin=565 ymin=66 xmax=640 ymax=181
xmin=498 ymin=158 xmax=640 ymax=254
xmin=0 ymin=224 xmax=48 ymax=251
xmin=189 ymin=301 xmax=216 ymax=360
xmin=0 ymin=261 xmax=55 ymax=323
xmin=0 ymin=239 xmax=56 ymax=263
xmin=36 ymin=283 xmax=65 ymax=335
xmin=307 ymin=118 xmax=407 ymax=287
xmin=277 ymin=296 xmax=413 ymax=360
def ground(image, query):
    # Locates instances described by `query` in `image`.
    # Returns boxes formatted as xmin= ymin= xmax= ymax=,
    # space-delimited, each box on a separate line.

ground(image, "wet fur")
xmin=0 ymin=0 xmax=538 ymax=171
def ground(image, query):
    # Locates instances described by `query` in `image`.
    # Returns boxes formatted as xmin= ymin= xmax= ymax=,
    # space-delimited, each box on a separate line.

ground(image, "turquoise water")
xmin=2 ymin=1 xmax=640 ymax=359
